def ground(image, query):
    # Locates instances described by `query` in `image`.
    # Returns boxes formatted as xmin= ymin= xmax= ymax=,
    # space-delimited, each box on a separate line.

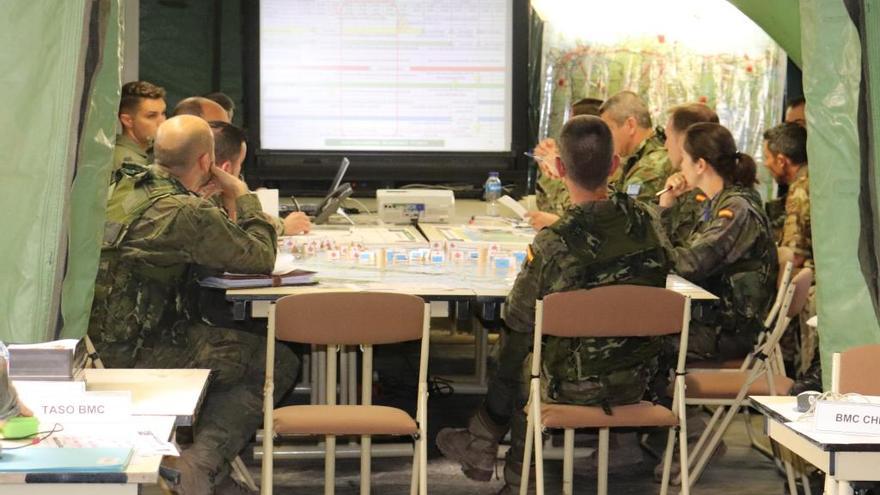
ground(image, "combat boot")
xmin=436 ymin=407 xmax=508 ymax=481
xmin=160 ymin=450 xmax=214 ymax=495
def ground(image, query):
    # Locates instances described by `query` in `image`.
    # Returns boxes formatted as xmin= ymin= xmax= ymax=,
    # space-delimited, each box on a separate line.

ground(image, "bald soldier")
xmin=172 ymin=96 xmax=231 ymax=123
xmin=88 ymin=115 xmax=297 ymax=494
xmin=600 ymin=91 xmax=674 ymax=200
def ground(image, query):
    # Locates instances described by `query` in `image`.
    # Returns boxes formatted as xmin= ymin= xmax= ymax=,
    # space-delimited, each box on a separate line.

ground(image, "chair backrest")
xmin=834 ymin=344 xmax=880 ymax=395
xmin=777 ymin=247 xmax=795 ymax=288
xmin=541 ymin=285 xmax=687 ymax=338
xmin=274 ymin=292 xmax=426 ymax=345
xmin=786 ymin=268 xmax=813 ymax=318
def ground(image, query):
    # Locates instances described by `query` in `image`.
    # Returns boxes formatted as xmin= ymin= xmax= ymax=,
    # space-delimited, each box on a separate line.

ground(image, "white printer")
xmin=376 ymin=189 xmax=455 ymax=224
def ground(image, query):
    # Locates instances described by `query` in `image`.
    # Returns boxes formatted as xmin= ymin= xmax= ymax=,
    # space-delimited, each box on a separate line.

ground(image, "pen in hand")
xmin=290 ymin=196 xmax=301 ymax=212
xmin=655 ymin=186 xmax=673 ymax=197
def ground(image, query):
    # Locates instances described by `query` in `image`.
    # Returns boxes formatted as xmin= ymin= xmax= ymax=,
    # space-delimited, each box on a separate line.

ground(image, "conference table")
xmin=226 ymin=220 xmax=717 ymax=394
xmin=751 ymin=395 xmax=880 ymax=495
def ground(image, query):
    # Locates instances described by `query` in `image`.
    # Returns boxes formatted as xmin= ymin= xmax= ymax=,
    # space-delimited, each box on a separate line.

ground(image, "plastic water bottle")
xmin=484 ymin=172 xmax=503 ymax=216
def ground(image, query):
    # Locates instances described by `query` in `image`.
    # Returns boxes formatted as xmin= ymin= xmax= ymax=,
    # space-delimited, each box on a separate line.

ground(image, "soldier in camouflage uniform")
xmin=89 ymin=116 xmax=298 ymax=495
xmin=531 ymin=98 xmax=603 ymax=229
xmin=600 ymin=91 xmax=675 ymax=200
xmin=113 ymin=81 xmax=167 ymax=172
xmin=763 ymin=123 xmax=820 ymax=391
xmin=659 ymin=123 xmax=777 ymax=361
xmin=662 ymin=103 xmax=720 ymax=243
xmin=437 ymin=116 xmax=670 ymax=494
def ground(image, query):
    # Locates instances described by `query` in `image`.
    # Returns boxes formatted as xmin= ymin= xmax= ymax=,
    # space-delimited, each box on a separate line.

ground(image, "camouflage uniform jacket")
xmin=536 ymin=173 xmax=571 ymax=216
xmin=661 ymin=186 xmax=778 ymax=345
xmin=503 ymin=193 xmax=670 ymax=405
xmin=665 ymin=189 xmax=708 ymax=245
xmin=210 ymin=194 xmax=285 ymax=237
xmin=112 ymin=134 xmax=150 ymax=172
xmin=781 ymin=167 xmax=812 ymax=267
xmin=88 ymin=164 xmax=277 ymax=365
xmin=765 ymin=196 xmax=786 ymax=243
xmin=609 ymin=133 xmax=674 ymax=202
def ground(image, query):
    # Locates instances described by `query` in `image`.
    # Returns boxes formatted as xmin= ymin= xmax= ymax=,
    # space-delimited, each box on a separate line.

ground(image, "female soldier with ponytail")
xmin=658 ymin=123 xmax=778 ymax=361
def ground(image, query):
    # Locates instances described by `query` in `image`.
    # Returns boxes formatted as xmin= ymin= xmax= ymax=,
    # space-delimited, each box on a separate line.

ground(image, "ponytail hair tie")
xmin=734 ymin=151 xmax=742 ymax=160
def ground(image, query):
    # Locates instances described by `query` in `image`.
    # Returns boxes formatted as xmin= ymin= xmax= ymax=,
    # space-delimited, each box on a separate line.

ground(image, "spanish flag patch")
xmin=717 ymin=209 xmax=735 ymax=219
xmin=527 ymin=245 xmax=535 ymax=263
xmin=695 ymin=193 xmax=708 ymax=202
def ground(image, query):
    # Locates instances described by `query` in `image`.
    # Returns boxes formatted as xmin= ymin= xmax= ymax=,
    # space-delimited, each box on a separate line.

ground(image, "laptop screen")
xmin=326 ymin=157 xmax=350 ymax=195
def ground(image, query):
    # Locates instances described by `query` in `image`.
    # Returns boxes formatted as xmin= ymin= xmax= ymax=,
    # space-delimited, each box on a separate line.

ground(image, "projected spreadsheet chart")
xmin=260 ymin=0 xmax=512 ymax=152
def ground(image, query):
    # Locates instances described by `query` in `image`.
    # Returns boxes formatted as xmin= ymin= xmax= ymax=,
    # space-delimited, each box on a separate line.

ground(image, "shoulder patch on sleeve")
xmin=527 ymin=245 xmax=535 ymax=263
xmin=695 ymin=193 xmax=708 ymax=202
xmin=717 ymin=208 xmax=735 ymax=219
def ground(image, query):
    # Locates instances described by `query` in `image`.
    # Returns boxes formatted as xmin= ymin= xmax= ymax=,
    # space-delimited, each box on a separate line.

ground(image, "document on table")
xmin=498 ymin=195 xmax=529 ymax=221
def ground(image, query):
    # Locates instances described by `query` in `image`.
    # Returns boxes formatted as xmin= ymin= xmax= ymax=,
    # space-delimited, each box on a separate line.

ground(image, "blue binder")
xmin=0 ymin=447 xmax=133 ymax=472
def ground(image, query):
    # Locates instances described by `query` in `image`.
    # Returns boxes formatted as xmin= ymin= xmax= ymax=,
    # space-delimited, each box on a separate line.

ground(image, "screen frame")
xmin=242 ymin=0 xmax=531 ymax=194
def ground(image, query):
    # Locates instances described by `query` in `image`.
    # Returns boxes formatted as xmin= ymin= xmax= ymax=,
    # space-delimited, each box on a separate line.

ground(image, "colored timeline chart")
xmin=260 ymin=0 xmax=513 ymax=152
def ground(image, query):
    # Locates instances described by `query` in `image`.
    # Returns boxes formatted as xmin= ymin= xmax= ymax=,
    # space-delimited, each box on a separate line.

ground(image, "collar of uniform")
xmin=622 ymin=131 xmax=659 ymax=172
xmin=116 ymin=133 xmax=149 ymax=160
xmin=148 ymin=164 xmax=191 ymax=193
xmin=794 ymin=165 xmax=809 ymax=182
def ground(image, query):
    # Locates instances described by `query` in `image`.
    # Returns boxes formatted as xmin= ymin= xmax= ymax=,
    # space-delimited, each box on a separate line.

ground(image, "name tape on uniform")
xmin=815 ymin=400 xmax=880 ymax=435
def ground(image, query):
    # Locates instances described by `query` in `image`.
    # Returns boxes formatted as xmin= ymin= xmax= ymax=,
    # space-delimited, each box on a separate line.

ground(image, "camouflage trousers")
xmin=685 ymin=320 xmax=756 ymax=362
xmin=96 ymin=321 xmax=299 ymax=480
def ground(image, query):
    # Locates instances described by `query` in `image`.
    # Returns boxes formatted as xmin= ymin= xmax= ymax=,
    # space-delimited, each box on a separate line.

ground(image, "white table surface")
xmin=751 ymin=395 xmax=880 ymax=493
xmin=2 ymin=369 xmax=211 ymax=493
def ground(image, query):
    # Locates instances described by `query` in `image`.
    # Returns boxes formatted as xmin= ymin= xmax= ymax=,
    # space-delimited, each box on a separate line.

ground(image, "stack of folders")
xmin=8 ymin=339 xmax=85 ymax=381
xmin=199 ymin=269 xmax=317 ymax=289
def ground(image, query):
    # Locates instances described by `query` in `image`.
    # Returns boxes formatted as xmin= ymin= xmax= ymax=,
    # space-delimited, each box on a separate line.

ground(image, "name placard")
xmin=815 ymin=400 xmax=880 ymax=435
xmin=29 ymin=391 xmax=132 ymax=423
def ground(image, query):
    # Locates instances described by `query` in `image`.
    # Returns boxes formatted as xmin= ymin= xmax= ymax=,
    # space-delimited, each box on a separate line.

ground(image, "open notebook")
xmin=199 ymin=253 xmax=317 ymax=289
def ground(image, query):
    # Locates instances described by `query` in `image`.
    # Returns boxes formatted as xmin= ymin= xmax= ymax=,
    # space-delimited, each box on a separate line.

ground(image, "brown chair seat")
xmin=539 ymin=401 xmax=678 ymax=429
xmin=685 ymin=371 xmax=794 ymax=399
xmin=274 ymin=405 xmax=418 ymax=436
xmin=688 ymin=358 xmax=744 ymax=370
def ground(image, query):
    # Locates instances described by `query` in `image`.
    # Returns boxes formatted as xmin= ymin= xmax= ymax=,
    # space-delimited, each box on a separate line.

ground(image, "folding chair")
xmin=520 ymin=285 xmax=692 ymax=495
xmin=832 ymin=344 xmax=880 ymax=395
xmin=261 ymin=292 xmax=430 ymax=495
xmin=684 ymin=268 xmax=813 ymax=492
xmin=688 ymin=251 xmax=795 ymax=373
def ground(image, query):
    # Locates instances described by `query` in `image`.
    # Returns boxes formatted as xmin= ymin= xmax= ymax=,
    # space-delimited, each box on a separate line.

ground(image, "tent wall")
xmin=0 ymin=0 xmax=122 ymax=344
xmin=800 ymin=0 xmax=880 ymax=383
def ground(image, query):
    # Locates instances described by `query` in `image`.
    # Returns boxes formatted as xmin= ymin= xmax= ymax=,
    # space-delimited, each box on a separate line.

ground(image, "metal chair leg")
xmin=597 ymin=428 xmax=610 ymax=495
xmin=659 ymin=428 xmax=676 ymax=495
xmin=562 ymin=429 xmax=574 ymax=495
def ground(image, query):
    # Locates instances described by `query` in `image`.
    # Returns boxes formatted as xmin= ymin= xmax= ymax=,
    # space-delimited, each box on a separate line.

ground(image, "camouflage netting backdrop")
xmin=533 ymin=0 xmax=787 ymax=197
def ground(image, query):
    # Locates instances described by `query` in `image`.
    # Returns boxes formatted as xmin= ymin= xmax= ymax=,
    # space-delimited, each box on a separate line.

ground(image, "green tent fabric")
xmin=728 ymin=0 xmax=802 ymax=68
xmin=800 ymin=0 xmax=880 ymax=384
xmin=0 ymin=0 xmax=122 ymax=344
xmin=61 ymin=0 xmax=124 ymax=339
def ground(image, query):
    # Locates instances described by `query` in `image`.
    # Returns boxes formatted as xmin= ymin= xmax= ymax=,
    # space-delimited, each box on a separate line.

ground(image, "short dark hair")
xmin=204 ymin=92 xmax=235 ymax=114
xmin=763 ymin=122 xmax=808 ymax=165
xmin=599 ymin=91 xmax=652 ymax=128
xmin=667 ymin=103 xmax=719 ymax=133
xmin=209 ymin=121 xmax=247 ymax=165
xmin=684 ymin=123 xmax=758 ymax=188
xmin=557 ymin=115 xmax=615 ymax=190
xmin=786 ymin=95 xmax=806 ymax=111
xmin=172 ymin=97 xmax=208 ymax=118
xmin=570 ymin=98 xmax=604 ymax=117
xmin=119 ymin=81 xmax=166 ymax=115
